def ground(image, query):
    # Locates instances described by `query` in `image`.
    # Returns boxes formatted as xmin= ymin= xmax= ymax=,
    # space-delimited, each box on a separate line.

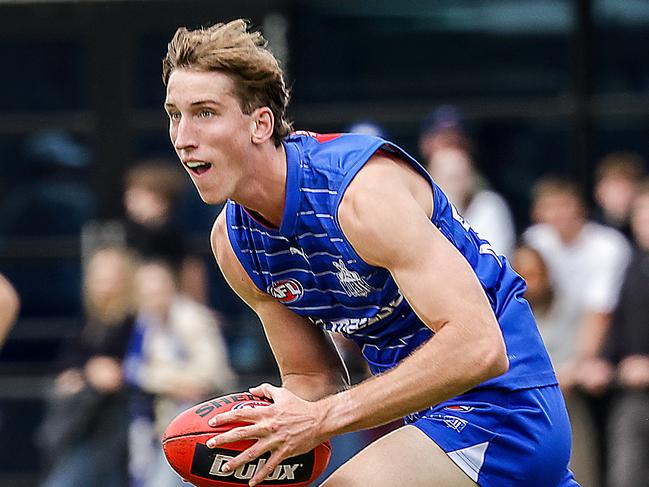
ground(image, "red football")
xmin=162 ymin=392 xmax=332 ymax=486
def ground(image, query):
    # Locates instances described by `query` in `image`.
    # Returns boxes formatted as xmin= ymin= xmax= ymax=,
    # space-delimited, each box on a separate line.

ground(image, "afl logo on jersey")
xmin=269 ymin=279 xmax=304 ymax=304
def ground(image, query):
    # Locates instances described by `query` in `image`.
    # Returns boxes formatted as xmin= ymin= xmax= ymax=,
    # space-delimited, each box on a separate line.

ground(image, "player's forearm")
xmin=317 ymin=323 xmax=508 ymax=436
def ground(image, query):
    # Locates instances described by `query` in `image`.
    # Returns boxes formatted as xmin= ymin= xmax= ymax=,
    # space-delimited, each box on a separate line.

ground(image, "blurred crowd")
xmin=418 ymin=107 xmax=649 ymax=487
xmin=0 ymin=106 xmax=647 ymax=486
xmin=33 ymin=160 xmax=238 ymax=487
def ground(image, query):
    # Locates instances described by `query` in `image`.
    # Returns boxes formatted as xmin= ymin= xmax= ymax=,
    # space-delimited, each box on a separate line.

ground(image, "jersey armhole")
xmin=375 ymin=146 xmax=441 ymax=223
xmin=331 ymin=142 xmax=440 ymax=272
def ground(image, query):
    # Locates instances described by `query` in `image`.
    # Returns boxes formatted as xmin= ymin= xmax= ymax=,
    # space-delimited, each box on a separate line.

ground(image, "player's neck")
xmin=233 ymin=142 xmax=287 ymax=229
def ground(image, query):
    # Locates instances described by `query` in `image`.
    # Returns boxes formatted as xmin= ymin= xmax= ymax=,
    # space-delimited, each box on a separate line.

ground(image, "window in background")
xmin=134 ymin=33 xmax=170 ymax=110
xmin=0 ymin=40 xmax=84 ymax=112
xmin=0 ymin=132 xmax=94 ymax=319
xmin=592 ymin=117 xmax=649 ymax=162
xmin=594 ymin=0 xmax=649 ymax=94
xmin=290 ymin=0 xmax=573 ymax=104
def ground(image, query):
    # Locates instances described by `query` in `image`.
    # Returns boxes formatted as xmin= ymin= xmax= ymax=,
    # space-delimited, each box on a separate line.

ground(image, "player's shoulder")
xmin=210 ymin=206 xmax=229 ymax=259
xmin=340 ymin=152 xmax=432 ymax=224
xmin=337 ymin=152 xmax=435 ymax=267
xmin=290 ymin=130 xmax=381 ymax=147
xmin=339 ymin=156 xmax=402 ymax=223
xmin=288 ymin=131 xmax=386 ymax=164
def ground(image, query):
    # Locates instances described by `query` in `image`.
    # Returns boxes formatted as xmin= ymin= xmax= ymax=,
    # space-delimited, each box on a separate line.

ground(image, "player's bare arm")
xmin=320 ymin=153 xmax=509 ymax=432
xmin=210 ymin=210 xmax=350 ymax=401
xmin=207 ymin=155 xmax=508 ymax=485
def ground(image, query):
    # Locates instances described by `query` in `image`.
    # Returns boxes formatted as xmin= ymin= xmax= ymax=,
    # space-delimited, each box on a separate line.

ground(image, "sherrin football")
xmin=162 ymin=392 xmax=332 ymax=486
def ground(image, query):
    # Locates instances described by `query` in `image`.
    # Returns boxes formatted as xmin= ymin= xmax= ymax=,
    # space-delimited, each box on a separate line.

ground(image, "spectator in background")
xmin=512 ymin=245 xmax=582 ymax=383
xmin=421 ymin=106 xmax=516 ymax=257
xmin=523 ymin=176 xmax=631 ymax=487
xmin=0 ymin=273 xmax=20 ymax=348
xmin=593 ymin=152 xmax=646 ymax=239
xmin=523 ymin=177 xmax=631 ymax=384
xmin=125 ymin=260 xmax=235 ymax=487
xmin=38 ymin=246 xmax=136 ymax=487
xmin=123 ymin=159 xmax=209 ymax=304
xmin=418 ymin=105 xmax=473 ymax=162
xmin=591 ymin=180 xmax=649 ymax=487
xmin=427 ymin=147 xmax=516 ymax=257
xmin=511 ymin=244 xmax=598 ymax=487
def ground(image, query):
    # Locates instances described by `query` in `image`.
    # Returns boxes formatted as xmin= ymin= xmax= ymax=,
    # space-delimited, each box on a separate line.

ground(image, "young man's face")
xmin=164 ymin=69 xmax=255 ymax=204
xmin=532 ymin=191 xmax=585 ymax=235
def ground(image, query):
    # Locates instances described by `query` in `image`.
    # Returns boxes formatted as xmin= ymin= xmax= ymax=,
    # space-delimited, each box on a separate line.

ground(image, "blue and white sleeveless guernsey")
xmin=227 ymin=131 xmax=555 ymax=389
xmin=226 ymin=132 xmax=578 ymax=487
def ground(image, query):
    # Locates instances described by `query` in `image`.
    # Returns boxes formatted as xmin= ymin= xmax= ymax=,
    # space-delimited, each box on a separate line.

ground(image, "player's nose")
xmin=173 ymin=118 xmax=198 ymax=151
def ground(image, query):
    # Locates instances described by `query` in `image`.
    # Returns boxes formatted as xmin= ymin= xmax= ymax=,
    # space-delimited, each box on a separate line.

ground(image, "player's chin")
xmin=199 ymin=191 xmax=226 ymax=205
xmin=194 ymin=185 xmax=225 ymax=206
xmin=192 ymin=182 xmax=227 ymax=205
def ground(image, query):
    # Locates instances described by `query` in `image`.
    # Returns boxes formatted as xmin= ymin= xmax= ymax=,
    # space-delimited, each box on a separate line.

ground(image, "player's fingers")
xmin=248 ymin=450 xmax=285 ymax=487
xmin=206 ymin=425 xmax=259 ymax=448
xmin=249 ymin=382 xmax=280 ymax=400
xmin=208 ymin=407 xmax=263 ymax=427
xmin=219 ymin=441 xmax=273 ymax=475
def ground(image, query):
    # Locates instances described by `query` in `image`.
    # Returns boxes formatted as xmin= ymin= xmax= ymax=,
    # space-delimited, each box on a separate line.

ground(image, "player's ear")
xmin=251 ymin=107 xmax=274 ymax=144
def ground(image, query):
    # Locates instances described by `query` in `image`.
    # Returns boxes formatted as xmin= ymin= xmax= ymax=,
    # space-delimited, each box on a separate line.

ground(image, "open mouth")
xmin=185 ymin=161 xmax=212 ymax=176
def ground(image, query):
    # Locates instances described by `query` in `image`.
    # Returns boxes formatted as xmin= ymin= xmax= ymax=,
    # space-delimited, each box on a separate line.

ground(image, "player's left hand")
xmin=206 ymin=383 xmax=327 ymax=486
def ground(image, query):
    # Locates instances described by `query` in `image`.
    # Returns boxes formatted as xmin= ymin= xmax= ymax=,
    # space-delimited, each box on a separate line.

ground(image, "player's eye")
xmin=198 ymin=109 xmax=214 ymax=118
xmin=167 ymin=111 xmax=181 ymax=121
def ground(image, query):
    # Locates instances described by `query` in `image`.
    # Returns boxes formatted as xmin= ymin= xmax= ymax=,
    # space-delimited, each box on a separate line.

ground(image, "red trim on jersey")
xmin=293 ymin=131 xmax=343 ymax=144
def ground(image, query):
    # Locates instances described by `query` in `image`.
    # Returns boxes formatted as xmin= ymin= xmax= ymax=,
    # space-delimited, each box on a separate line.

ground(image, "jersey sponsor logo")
xmin=191 ymin=445 xmax=314 ymax=484
xmin=333 ymin=259 xmax=373 ymax=297
xmin=309 ymin=292 xmax=403 ymax=333
xmin=269 ymin=279 xmax=304 ymax=303
xmin=210 ymin=454 xmax=300 ymax=481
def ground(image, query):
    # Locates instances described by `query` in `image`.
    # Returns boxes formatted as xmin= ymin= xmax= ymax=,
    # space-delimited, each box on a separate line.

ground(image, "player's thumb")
xmin=249 ymin=383 xmax=277 ymax=400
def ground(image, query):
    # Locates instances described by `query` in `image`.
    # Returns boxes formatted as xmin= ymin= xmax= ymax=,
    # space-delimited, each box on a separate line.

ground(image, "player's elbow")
xmin=480 ymin=334 xmax=509 ymax=380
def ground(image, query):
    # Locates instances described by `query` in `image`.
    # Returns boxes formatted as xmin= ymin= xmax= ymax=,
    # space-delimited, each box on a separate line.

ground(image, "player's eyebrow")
xmin=163 ymin=99 xmax=225 ymax=109
xmin=190 ymin=99 xmax=225 ymax=108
